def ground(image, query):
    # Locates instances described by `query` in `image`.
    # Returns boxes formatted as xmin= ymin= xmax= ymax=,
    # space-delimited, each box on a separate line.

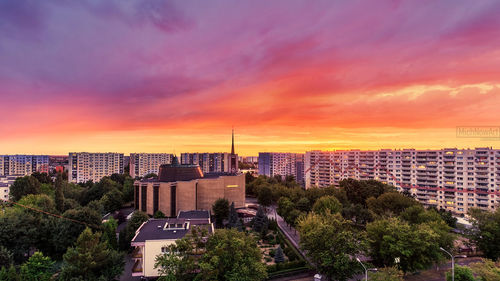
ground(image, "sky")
xmin=1 ymin=0 xmax=500 ymax=155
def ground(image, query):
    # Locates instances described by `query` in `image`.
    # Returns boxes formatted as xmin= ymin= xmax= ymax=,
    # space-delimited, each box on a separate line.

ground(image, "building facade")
xmin=305 ymin=148 xmax=500 ymax=215
xmin=0 ymin=155 xmax=49 ymax=176
xmin=134 ymin=158 xmax=245 ymax=217
xmin=131 ymin=210 xmax=213 ymax=278
xmin=0 ymin=175 xmax=17 ymax=201
xmin=258 ymin=153 xmax=305 ymax=183
xmin=68 ymin=152 xmax=124 ymax=183
xmin=129 ymin=153 xmax=174 ymax=178
xmin=180 ymin=153 xmax=235 ymax=174
xmin=180 ymin=130 xmax=238 ymax=174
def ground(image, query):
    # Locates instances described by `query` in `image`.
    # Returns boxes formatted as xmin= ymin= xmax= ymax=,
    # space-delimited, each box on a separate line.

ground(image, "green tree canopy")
xmin=298 ymin=212 xmax=364 ymax=281
xmin=197 ymin=228 xmax=267 ymax=281
xmin=60 ymin=228 xmax=124 ymax=280
xmin=446 ymin=265 xmax=475 ymax=281
xmin=366 ymin=217 xmax=444 ymax=273
xmin=212 ymin=198 xmax=229 ymax=228
xmin=19 ymin=252 xmax=54 ymax=281
xmin=312 ymin=195 xmax=342 ymax=215
xmin=9 ymin=176 xmax=41 ymax=201
xmin=367 ymin=192 xmax=418 ymax=217
xmin=468 ymin=208 xmax=500 ymax=260
xmin=470 ymin=259 xmax=500 ymax=281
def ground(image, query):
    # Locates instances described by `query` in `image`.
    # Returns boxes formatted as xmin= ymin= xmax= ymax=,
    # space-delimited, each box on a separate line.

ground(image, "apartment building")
xmin=258 ymin=153 xmax=305 ymax=183
xmin=305 ymin=148 xmax=500 ymax=215
xmin=0 ymin=175 xmax=17 ymax=201
xmin=0 ymin=155 xmax=49 ymax=176
xmin=131 ymin=210 xmax=213 ymax=278
xmin=129 ymin=153 xmax=174 ymax=178
xmin=68 ymin=152 xmax=124 ymax=183
xmin=180 ymin=153 xmax=237 ymax=174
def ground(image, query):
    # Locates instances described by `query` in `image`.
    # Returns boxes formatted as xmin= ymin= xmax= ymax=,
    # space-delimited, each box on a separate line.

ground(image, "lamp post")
xmin=356 ymin=257 xmax=367 ymax=281
xmin=440 ymin=247 xmax=454 ymax=281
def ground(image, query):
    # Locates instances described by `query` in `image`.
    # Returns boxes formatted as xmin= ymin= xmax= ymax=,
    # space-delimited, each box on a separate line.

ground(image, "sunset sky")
xmin=2 ymin=0 xmax=500 ymax=155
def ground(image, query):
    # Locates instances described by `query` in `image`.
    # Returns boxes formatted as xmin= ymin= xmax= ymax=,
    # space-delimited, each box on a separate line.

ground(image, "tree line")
xmin=0 ymin=172 xmax=140 ymax=280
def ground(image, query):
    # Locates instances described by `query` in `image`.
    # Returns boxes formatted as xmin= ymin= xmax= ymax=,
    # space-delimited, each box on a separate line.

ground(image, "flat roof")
xmin=178 ymin=210 xmax=210 ymax=220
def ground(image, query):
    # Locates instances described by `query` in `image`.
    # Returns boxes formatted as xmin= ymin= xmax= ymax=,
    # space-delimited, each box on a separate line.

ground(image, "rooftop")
xmin=131 ymin=210 xmax=213 ymax=243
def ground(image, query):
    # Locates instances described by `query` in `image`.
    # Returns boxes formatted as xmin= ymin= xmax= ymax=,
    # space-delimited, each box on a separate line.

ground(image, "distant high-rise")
xmin=0 ymin=155 xmax=49 ymax=176
xmin=180 ymin=130 xmax=239 ymax=174
xmin=305 ymin=147 xmax=500 ymax=215
xmin=129 ymin=153 xmax=174 ymax=178
xmin=258 ymin=153 xmax=304 ymax=183
xmin=69 ymin=152 xmax=124 ymax=183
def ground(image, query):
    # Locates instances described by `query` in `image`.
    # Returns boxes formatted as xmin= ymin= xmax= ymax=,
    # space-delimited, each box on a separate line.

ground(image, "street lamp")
xmin=356 ymin=257 xmax=367 ymax=281
xmin=440 ymin=248 xmax=466 ymax=281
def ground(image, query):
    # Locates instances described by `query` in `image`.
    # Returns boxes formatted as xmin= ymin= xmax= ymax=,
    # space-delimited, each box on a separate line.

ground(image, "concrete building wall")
xmin=135 ymin=174 xmax=245 ymax=216
xmin=176 ymin=181 xmax=197 ymax=214
xmin=144 ymin=240 xmax=175 ymax=277
xmin=196 ymin=178 xmax=225 ymax=211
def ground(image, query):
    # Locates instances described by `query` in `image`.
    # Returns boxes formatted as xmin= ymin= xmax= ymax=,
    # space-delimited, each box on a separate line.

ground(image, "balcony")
xmin=132 ymin=259 xmax=143 ymax=276
xmin=132 ymin=247 xmax=143 ymax=259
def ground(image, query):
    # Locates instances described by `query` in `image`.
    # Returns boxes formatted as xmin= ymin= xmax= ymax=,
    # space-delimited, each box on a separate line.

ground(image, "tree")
xmin=120 ymin=211 xmax=149 ymax=251
xmin=277 ymin=197 xmax=294 ymax=220
xmin=31 ymin=172 xmax=52 ymax=184
xmin=228 ymin=202 xmax=239 ymax=228
xmin=197 ymin=229 xmax=267 ymax=281
xmin=470 ymin=259 xmax=500 ymax=281
xmin=100 ymin=188 xmax=124 ymax=213
xmin=102 ymin=218 xmax=118 ymax=250
xmin=253 ymin=206 xmax=268 ymax=233
xmin=19 ymin=252 xmax=54 ymax=281
xmin=0 ymin=246 xmax=13 ymax=268
xmin=60 ymin=228 xmax=124 ymax=280
xmin=468 ymin=208 xmax=500 ymax=260
xmin=368 ymin=266 xmax=404 ymax=281
xmin=154 ymin=229 xmax=203 ymax=281
xmin=55 ymin=172 xmax=65 ymax=212
xmin=366 ymin=192 xmax=418 ymax=217
xmin=274 ymin=245 xmax=285 ymax=263
xmin=154 ymin=210 xmax=166 ymax=218
xmin=446 ymin=265 xmax=475 ymax=281
xmin=257 ymin=185 xmax=273 ymax=207
xmin=212 ymin=198 xmax=229 ymax=228
xmin=0 ymin=265 xmax=18 ymax=281
xmin=155 ymin=244 xmax=182 ymax=281
xmin=366 ymin=217 xmax=444 ymax=273
xmin=312 ymin=195 xmax=342 ymax=215
xmin=298 ymin=212 xmax=364 ymax=281
xmin=342 ymin=203 xmax=373 ymax=225
xmin=296 ymin=197 xmax=311 ymax=212
xmin=339 ymin=179 xmax=391 ymax=206
xmin=9 ymin=176 xmax=41 ymax=201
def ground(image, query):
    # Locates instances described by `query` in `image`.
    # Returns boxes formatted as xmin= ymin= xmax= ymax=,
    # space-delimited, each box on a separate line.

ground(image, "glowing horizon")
xmin=2 ymin=0 xmax=500 ymax=156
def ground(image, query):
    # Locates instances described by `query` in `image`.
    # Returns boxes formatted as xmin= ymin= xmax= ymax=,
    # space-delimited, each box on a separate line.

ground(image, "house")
xmin=130 ymin=210 xmax=213 ymax=278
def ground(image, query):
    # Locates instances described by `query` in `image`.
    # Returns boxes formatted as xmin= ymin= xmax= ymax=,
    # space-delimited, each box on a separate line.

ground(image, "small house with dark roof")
xmin=130 ymin=210 xmax=213 ymax=278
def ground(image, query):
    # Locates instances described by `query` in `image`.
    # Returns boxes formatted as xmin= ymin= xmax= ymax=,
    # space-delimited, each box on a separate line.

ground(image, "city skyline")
xmin=2 ymin=0 xmax=500 ymax=155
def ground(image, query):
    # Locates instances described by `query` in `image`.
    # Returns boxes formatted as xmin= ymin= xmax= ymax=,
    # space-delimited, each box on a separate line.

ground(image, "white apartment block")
xmin=180 ymin=153 xmax=237 ymax=174
xmin=129 ymin=153 xmax=173 ymax=178
xmin=305 ymin=148 xmax=500 ymax=215
xmin=69 ymin=152 xmax=124 ymax=183
xmin=0 ymin=175 xmax=17 ymax=201
xmin=0 ymin=155 xmax=49 ymax=176
xmin=258 ymin=153 xmax=304 ymax=183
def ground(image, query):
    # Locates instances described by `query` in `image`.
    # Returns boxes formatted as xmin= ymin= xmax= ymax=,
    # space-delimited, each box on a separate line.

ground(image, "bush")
xmin=283 ymin=246 xmax=297 ymax=261
xmin=269 ymin=249 xmax=276 ymax=257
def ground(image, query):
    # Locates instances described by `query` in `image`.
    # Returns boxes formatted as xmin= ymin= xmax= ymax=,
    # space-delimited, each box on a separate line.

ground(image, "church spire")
xmin=231 ymin=127 xmax=235 ymax=155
